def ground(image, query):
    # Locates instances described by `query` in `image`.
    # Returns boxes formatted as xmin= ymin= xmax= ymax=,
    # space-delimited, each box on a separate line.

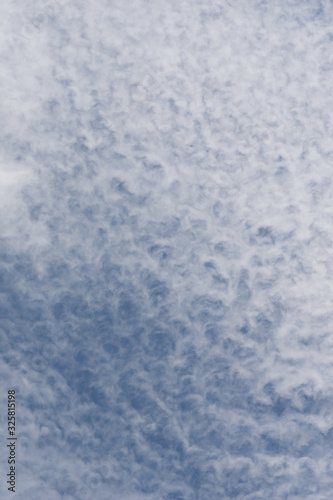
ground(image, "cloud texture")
xmin=1 ymin=0 xmax=333 ymax=499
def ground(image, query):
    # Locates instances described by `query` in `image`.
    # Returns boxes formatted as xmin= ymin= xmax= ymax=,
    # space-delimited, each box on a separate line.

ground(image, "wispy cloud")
xmin=1 ymin=0 xmax=333 ymax=499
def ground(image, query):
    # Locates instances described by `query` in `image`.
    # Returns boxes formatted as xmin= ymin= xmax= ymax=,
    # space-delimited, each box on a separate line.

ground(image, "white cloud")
xmin=0 ymin=0 xmax=333 ymax=499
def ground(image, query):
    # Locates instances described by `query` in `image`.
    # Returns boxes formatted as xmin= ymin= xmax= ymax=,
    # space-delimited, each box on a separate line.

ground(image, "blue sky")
xmin=0 ymin=1 xmax=333 ymax=499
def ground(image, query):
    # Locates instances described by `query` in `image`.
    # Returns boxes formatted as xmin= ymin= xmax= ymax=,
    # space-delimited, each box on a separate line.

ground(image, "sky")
xmin=0 ymin=0 xmax=333 ymax=499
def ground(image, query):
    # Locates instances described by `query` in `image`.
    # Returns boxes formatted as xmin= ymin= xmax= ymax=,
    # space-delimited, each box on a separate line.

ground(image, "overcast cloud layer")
xmin=1 ymin=1 xmax=333 ymax=499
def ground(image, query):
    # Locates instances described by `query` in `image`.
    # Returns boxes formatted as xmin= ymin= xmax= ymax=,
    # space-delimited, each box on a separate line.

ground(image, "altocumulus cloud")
xmin=0 ymin=0 xmax=333 ymax=499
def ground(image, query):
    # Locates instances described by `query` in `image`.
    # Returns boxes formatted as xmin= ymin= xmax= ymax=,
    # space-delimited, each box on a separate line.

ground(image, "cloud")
xmin=0 ymin=0 xmax=333 ymax=499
